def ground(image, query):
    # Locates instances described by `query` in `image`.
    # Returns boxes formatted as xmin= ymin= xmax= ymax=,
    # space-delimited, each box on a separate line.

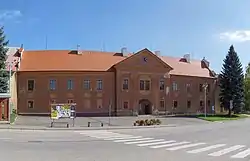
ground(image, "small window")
xmin=160 ymin=100 xmax=165 ymax=108
xmin=27 ymin=100 xmax=34 ymax=109
xmin=173 ymin=100 xmax=178 ymax=108
xmin=67 ymin=99 xmax=74 ymax=104
xmin=67 ymin=79 xmax=73 ymax=90
xmin=140 ymin=80 xmax=144 ymax=90
xmin=123 ymin=79 xmax=129 ymax=90
xmin=173 ymin=82 xmax=178 ymax=91
xmin=96 ymin=80 xmax=103 ymax=90
xmin=207 ymin=100 xmax=211 ymax=107
xmin=83 ymin=80 xmax=90 ymax=90
xmin=159 ymin=80 xmax=165 ymax=90
xmin=187 ymin=100 xmax=191 ymax=108
xmin=186 ymin=83 xmax=191 ymax=93
xmin=49 ymin=79 xmax=56 ymax=90
xmin=207 ymin=84 xmax=210 ymax=92
xmin=145 ymin=80 xmax=150 ymax=90
xmin=199 ymin=84 xmax=203 ymax=92
xmin=123 ymin=101 xmax=129 ymax=109
xmin=27 ymin=80 xmax=35 ymax=91
xmin=200 ymin=100 xmax=203 ymax=107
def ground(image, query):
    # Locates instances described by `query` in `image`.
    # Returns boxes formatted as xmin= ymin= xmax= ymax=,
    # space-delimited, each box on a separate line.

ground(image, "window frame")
xmin=187 ymin=100 xmax=191 ymax=108
xmin=173 ymin=100 xmax=178 ymax=108
xmin=172 ymin=82 xmax=178 ymax=91
xmin=123 ymin=101 xmax=129 ymax=109
xmin=27 ymin=79 xmax=35 ymax=91
xmin=139 ymin=80 xmax=151 ymax=91
xmin=96 ymin=79 xmax=103 ymax=91
xmin=67 ymin=79 xmax=74 ymax=90
xmin=27 ymin=100 xmax=34 ymax=109
xmin=199 ymin=84 xmax=203 ymax=92
xmin=159 ymin=79 xmax=165 ymax=91
xmin=186 ymin=83 xmax=191 ymax=93
xmin=83 ymin=79 xmax=91 ymax=90
xmin=49 ymin=79 xmax=57 ymax=90
xmin=160 ymin=99 xmax=165 ymax=108
xmin=122 ymin=78 xmax=129 ymax=90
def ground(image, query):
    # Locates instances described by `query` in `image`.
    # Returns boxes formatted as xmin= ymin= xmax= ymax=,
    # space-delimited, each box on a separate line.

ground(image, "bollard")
xmin=88 ymin=122 xmax=90 ymax=127
xmin=101 ymin=123 xmax=103 ymax=127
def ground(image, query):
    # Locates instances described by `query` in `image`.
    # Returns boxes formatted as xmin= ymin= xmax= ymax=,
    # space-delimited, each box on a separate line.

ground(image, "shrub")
xmin=133 ymin=118 xmax=162 ymax=126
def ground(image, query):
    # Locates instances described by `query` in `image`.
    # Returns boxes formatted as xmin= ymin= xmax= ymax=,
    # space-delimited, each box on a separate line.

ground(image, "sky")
xmin=1 ymin=0 xmax=250 ymax=73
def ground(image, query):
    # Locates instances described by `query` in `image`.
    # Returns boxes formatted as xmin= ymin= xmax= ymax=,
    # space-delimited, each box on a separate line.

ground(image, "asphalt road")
xmin=1 ymin=118 xmax=250 ymax=161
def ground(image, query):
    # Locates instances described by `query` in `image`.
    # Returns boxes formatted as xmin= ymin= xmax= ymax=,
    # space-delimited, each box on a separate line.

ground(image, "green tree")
xmin=0 ymin=26 xmax=9 ymax=93
xmin=243 ymin=63 xmax=250 ymax=111
xmin=219 ymin=45 xmax=244 ymax=116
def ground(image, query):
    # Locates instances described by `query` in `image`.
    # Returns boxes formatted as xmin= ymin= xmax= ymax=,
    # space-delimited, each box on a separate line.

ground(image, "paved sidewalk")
xmin=0 ymin=124 xmax=177 ymax=131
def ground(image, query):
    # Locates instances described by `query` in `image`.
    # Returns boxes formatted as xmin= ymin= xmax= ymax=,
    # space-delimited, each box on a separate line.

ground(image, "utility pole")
xmin=203 ymin=83 xmax=208 ymax=118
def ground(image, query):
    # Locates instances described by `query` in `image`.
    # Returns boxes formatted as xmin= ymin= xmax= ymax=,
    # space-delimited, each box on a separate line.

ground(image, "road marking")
xmin=150 ymin=141 xmax=190 ymax=149
xmin=208 ymin=145 xmax=246 ymax=157
xmin=187 ymin=144 xmax=226 ymax=154
xmin=125 ymin=139 xmax=165 ymax=145
xmin=105 ymin=136 xmax=142 ymax=140
xmin=114 ymin=138 xmax=153 ymax=143
xmin=93 ymin=134 xmax=133 ymax=139
xmin=231 ymin=148 xmax=250 ymax=158
xmin=137 ymin=140 xmax=176 ymax=147
xmin=166 ymin=143 xmax=206 ymax=151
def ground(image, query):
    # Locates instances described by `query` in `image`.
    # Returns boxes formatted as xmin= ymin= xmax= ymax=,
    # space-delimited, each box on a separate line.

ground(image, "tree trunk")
xmin=228 ymin=108 xmax=232 ymax=117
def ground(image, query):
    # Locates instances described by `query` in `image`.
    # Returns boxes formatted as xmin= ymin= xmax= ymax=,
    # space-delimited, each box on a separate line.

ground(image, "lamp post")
xmin=164 ymin=72 xmax=170 ymax=115
xmin=203 ymin=83 xmax=208 ymax=118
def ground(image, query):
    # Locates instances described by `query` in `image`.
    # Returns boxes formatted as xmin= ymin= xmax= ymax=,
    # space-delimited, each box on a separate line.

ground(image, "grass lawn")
xmin=10 ymin=113 xmax=17 ymax=124
xmin=197 ymin=114 xmax=250 ymax=122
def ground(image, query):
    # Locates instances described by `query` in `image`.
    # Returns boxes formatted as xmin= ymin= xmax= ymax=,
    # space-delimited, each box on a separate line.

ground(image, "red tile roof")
xmin=19 ymin=49 xmax=214 ymax=78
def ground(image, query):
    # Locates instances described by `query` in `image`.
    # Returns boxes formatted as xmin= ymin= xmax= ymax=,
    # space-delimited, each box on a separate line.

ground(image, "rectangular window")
xmin=27 ymin=80 xmax=35 ymax=91
xmin=67 ymin=79 xmax=73 ymax=90
xmin=173 ymin=82 xmax=178 ymax=91
xmin=145 ymin=80 xmax=150 ymax=90
xmin=199 ymin=84 xmax=203 ymax=92
xmin=140 ymin=80 xmax=144 ymax=90
xmin=207 ymin=84 xmax=210 ymax=92
xmin=123 ymin=79 xmax=129 ymax=90
xmin=160 ymin=100 xmax=165 ymax=108
xmin=207 ymin=100 xmax=211 ymax=107
xmin=200 ymin=100 xmax=203 ymax=107
xmin=159 ymin=80 xmax=165 ymax=90
xmin=96 ymin=80 xmax=103 ymax=90
xmin=123 ymin=101 xmax=129 ymax=109
xmin=173 ymin=100 xmax=178 ymax=108
xmin=27 ymin=100 xmax=34 ymax=109
xmin=83 ymin=80 xmax=90 ymax=90
xmin=67 ymin=99 xmax=74 ymax=104
xmin=186 ymin=83 xmax=191 ymax=93
xmin=49 ymin=79 xmax=56 ymax=90
xmin=187 ymin=100 xmax=191 ymax=108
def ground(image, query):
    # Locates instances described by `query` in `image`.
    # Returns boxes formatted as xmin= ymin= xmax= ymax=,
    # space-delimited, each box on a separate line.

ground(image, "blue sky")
xmin=1 ymin=0 xmax=250 ymax=73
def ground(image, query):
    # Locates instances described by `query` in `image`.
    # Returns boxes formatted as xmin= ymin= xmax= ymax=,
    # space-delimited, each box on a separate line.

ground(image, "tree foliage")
xmin=0 ymin=26 xmax=9 ymax=93
xmin=219 ymin=45 xmax=244 ymax=116
xmin=243 ymin=62 xmax=250 ymax=111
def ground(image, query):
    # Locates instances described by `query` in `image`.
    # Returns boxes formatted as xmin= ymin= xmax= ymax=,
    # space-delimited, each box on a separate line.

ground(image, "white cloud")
xmin=219 ymin=30 xmax=250 ymax=42
xmin=0 ymin=10 xmax=22 ymax=21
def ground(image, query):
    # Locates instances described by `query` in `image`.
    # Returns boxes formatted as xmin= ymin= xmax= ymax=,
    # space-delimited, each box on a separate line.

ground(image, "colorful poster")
xmin=51 ymin=104 xmax=71 ymax=119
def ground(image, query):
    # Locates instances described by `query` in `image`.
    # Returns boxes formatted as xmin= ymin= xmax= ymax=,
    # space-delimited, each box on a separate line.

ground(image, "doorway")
xmin=139 ymin=99 xmax=152 ymax=115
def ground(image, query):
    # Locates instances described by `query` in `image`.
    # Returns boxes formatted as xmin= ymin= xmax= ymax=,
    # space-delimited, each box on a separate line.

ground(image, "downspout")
xmin=114 ymin=68 xmax=117 ymax=116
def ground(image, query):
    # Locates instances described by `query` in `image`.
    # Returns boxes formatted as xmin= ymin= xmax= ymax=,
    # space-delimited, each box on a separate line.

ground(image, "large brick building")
xmin=14 ymin=47 xmax=218 ymax=116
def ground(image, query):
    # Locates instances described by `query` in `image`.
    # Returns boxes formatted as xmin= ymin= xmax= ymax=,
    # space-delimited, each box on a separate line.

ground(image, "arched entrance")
xmin=139 ymin=99 xmax=152 ymax=115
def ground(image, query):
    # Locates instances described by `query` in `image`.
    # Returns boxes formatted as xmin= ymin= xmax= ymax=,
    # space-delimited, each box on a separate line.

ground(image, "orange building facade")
xmin=16 ymin=48 xmax=218 ymax=116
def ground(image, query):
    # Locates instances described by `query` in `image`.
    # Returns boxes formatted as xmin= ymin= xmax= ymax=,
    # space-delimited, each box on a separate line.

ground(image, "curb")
xmin=0 ymin=124 xmax=177 ymax=131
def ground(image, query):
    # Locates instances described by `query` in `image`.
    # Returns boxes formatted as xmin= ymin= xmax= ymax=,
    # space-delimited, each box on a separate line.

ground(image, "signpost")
xmin=108 ymin=100 xmax=112 ymax=126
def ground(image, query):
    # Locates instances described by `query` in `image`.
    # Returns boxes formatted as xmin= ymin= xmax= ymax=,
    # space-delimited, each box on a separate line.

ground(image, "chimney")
xmin=121 ymin=47 xmax=128 ymax=55
xmin=201 ymin=57 xmax=210 ymax=68
xmin=77 ymin=44 xmax=81 ymax=54
xmin=183 ymin=53 xmax=191 ymax=63
xmin=155 ymin=51 xmax=161 ymax=56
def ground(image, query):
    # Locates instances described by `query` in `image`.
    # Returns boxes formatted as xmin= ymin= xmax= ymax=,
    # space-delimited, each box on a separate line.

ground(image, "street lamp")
xmin=203 ymin=83 xmax=208 ymax=118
